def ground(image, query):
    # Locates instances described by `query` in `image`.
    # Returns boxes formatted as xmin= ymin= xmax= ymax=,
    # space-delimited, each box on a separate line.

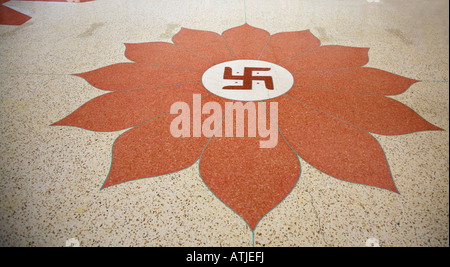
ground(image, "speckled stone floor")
xmin=0 ymin=0 xmax=448 ymax=247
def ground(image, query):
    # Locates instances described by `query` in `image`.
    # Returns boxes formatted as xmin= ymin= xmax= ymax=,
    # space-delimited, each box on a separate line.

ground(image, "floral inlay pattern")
xmin=53 ymin=24 xmax=442 ymax=230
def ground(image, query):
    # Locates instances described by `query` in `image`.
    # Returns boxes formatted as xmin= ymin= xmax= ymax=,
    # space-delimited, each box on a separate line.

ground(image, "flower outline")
xmin=53 ymin=24 xmax=443 ymax=230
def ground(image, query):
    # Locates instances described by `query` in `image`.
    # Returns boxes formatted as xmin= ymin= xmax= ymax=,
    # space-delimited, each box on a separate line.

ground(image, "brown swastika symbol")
xmin=223 ymin=67 xmax=274 ymax=90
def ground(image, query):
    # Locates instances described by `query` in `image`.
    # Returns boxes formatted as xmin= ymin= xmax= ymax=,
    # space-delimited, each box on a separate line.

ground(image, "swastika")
xmin=223 ymin=67 xmax=274 ymax=90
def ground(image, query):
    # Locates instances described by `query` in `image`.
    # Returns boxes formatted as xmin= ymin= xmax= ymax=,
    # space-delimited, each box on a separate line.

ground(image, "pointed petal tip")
xmin=390 ymin=186 xmax=400 ymax=194
xmin=173 ymin=27 xmax=186 ymax=35
xmin=415 ymin=116 xmax=443 ymax=132
xmin=100 ymin=174 xmax=118 ymax=190
xmin=430 ymin=124 xmax=445 ymax=132
xmin=51 ymin=118 xmax=77 ymax=128
xmin=373 ymin=174 xmax=400 ymax=194
xmin=72 ymin=72 xmax=86 ymax=79
xmin=100 ymin=183 xmax=111 ymax=191
xmin=224 ymin=23 xmax=267 ymax=33
xmin=366 ymin=180 xmax=400 ymax=194
xmin=171 ymin=26 xmax=191 ymax=41
xmin=172 ymin=27 xmax=194 ymax=42
xmin=51 ymin=118 xmax=65 ymax=127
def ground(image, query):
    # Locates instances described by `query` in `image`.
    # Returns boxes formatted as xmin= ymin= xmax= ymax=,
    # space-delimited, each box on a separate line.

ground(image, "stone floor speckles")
xmin=0 ymin=0 xmax=448 ymax=247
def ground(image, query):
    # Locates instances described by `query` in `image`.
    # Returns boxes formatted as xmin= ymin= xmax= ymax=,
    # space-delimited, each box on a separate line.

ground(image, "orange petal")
xmin=172 ymin=28 xmax=235 ymax=64
xmin=199 ymin=101 xmax=300 ymax=230
xmin=281 ymin=45 xmax=369 ymax=72
xmin=124 ymin=42 xmax=213 ymax=71
xmin=75 ymin=63 xmax=203 ymax=91
xmin=17 ymin=0 xmax=94 ymax=2
xmin=52 ymin=83 xmax=208 ymax=132
xmin=277 ymin=95 xmax=398 ymax=193
xmin=0 ymin=4 xmax=31 ymax=25
xmin=222 ymin=24 xmax=270 ymax=60
xmin=293 ymin=67 xmax=419 ymax=95
xmin=102 ymin=99 xmax=211 ymax=189
xmin=259 ymin=30 xmax=321 ymax=64
xmin=287 ymin=85 xmax=443 ymax=135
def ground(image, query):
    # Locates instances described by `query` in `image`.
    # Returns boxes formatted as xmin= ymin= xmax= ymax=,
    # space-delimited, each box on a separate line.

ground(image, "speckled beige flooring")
xmin=0 ymin=0 xmax=448 ymax=247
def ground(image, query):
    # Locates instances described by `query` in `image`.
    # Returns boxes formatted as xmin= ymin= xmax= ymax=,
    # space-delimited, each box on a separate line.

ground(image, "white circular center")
xmin=202 ymin=60 xmax=294 ymax=101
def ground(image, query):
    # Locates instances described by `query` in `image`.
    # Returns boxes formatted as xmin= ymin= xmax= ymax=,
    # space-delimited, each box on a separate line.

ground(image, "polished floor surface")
xmin=0 ymin=0 xmax=448 ymax=247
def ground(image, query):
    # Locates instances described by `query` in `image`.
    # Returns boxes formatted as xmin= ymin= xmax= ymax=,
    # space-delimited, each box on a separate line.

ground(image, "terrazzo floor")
xmin=0 ymin=0 xmax=448 ymax=247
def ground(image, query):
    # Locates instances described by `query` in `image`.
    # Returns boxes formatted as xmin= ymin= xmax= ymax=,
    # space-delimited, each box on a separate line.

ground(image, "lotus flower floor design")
xmin=52 ymin=24 xmax=443 ymax=231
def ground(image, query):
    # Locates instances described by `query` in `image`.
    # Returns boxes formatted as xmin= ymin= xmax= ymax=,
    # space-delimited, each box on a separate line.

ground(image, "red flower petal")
xmin=172 ymin=28 xmax=235 ymax=64
xmin=222 ymin=24 xmax=270 ymax=60
xmin=281 ymin=45 xmax=369 ymax=72
xmin=52 ymin=83 xmax=208 ymax=132
xmin=293 ymin=67 xmax=419 ymax=95
xmin=75 ymin=63 xmax=203 ymax=91
xmin=124 ymin=42 xmax=213 ymax=71
xmin=199 ymin=101 xmax=300 ymax=230
xmin=288 ymin=85 xmax=443 ymax=135
xmin=277 ymin=95 xmax=398 ymax=193
xmin=260 ymin=30 xmax=321 ymax=64
xmin=17 ymin=0 xmax=94 ymax=2
xmin=102 ymin=100 xmax=210 ymax=189
xmin=0 ymin=4 xmax=31 ymax=25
